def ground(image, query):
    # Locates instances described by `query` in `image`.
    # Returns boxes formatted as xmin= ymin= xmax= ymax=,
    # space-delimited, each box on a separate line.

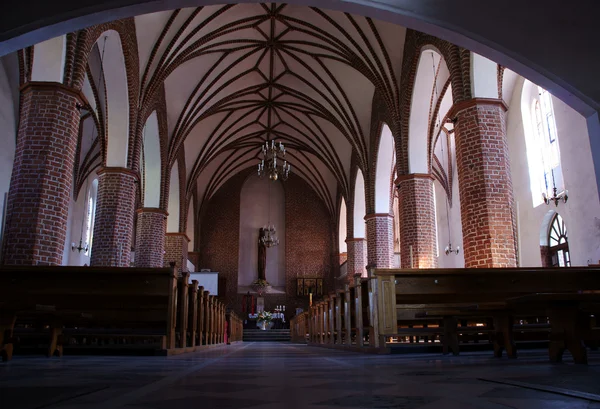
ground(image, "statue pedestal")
xmin=257 ymin=296 xmax=265 ymax=313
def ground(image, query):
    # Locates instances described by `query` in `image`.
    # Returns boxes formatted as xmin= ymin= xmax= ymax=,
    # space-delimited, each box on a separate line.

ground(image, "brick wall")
xmin=284 ymin=174 xmax=334 ymax=313
xmin=187 ymin=251 xmax=200 ymax=271
xmin=199 ymin=172 xmax=246 ymax=310
xmin=199 ymin=172 xmax=333 ymax=316
xmin=345 ymin=238 xmax=367 ymax=281
xmin=90 ymin=167 xmax=137 ymax=267
xmin=397 ymin=174 xmax=437 ymax=268
xmin=164 ymin=233 xmax=189 ymax=275
xmin=451 ymin=99 xmax=517 ymax=268
xmin=365 ymin=214 xmax=394 ymax=268
xmin=135 ymin=208 xmax=166 ymax=267
xmin=2 ymin=83 xmax=82 ymax=265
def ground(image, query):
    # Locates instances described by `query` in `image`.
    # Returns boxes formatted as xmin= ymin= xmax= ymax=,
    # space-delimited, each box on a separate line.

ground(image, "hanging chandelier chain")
xmin=258 ymin=139 xmax=289 ymax=248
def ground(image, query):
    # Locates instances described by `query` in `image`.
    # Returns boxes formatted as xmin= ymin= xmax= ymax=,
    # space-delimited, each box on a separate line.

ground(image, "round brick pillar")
xmin=450 ymin=98 xmax=517 ymax=268
xmin=90 ymin=167 xmax=138 ymax=267
xmin=164 ymin=233 xmax=190 ymax=275
xmin=397 ymin=174 xmax=437 ymax=268
xmin=345 ymin=238 xmax=367 ymax=282
xmin=365 ymin=214 xmax=394 ymax=269
xmin=2 ymin=82 xmax=83 ymax=265
xmin=135 ymin=208 xmax=167 ymax=267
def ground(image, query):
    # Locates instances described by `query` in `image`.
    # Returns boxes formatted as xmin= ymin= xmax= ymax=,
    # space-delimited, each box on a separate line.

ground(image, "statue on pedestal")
xmin=258 ymin=227 xmax=267 ymax=280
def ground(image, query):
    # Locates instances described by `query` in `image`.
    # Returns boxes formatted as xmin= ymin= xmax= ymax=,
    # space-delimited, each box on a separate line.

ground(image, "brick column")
xmin=365 ymin=213 xmax=394 ymax=269
xmin=345 ymin=238 xmax=367 ymax=281
xmin=90 ymin=167 xmax=138 ymax=267
xmin=449 ymin=98 xmax=516 ymax=268
xmin=396 ymin=174 xmax=437 ymax=268
xmin=135 ymin=208 xmax=167 ymax=267
xmin=2 ymin=82 xmax=83 ymax=265
xmin=164 ymin=233 xmax=189 ymax=275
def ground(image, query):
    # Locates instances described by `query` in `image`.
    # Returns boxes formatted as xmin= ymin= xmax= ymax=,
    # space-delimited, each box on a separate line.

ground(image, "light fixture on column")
xmin=258 ymin=140 xmax=291 ymax=181
xmin=542 ymin=169 xmax=568 ymax=206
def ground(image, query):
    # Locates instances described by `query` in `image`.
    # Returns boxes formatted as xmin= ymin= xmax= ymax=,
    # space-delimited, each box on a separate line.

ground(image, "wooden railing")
xmin=0 ymin=266 xmax=238 ymax=361
xmin=290 ymin=311 xmax=309 ymax=343
xmin=306 ymin=267 xmax=600 ymax=363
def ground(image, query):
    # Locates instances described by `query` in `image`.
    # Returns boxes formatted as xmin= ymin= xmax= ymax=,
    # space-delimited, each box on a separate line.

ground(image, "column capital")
xmin=165 ymin=232 xmax=191 ymax=242
xmin=20 ymin=81 xmax=89 ymax=105
xmin=364 ymin=213 xmax=393 ymax=221
xmin=97 ymin=166 xmax=140 ymax=181
xmin=136 ymin=207 xmax=168 ymax=216
xmin=345 ymin=237 xmax=366 ymax=243
xmin=395 ymin=173 xmax=433 ymax=187
xmin=447 ymin=97 xmax=508 ymax=119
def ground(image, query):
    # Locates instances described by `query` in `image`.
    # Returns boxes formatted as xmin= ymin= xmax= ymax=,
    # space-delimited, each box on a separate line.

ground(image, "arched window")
xmin=526 ymin=85 xmax=564 ymax=206
xmin=548 ymin=213 xmax=570 ymax=267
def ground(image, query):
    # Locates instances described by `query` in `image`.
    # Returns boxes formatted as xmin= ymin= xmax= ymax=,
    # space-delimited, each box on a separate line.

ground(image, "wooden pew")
xmin=371 ymin=267 xmax=600 ymax=363
xmin=0 ymin=266 xmax=178 ymax=360
xmin=290 ymin=311 xmax=309 ymax=343
xmin=188 ymin=280 xmax=198 ymax=348
xmin=226 ymin=310 xmax=243 ymax=343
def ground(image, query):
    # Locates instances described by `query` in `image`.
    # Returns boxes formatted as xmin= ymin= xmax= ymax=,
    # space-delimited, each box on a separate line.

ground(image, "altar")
xmin=247 ymin=311 xmax=287 ymax=329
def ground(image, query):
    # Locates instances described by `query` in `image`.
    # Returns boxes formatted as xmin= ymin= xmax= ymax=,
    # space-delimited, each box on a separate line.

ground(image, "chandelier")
xmin=260 ymin=225 xmax=279 ymax=248
xmin=542 ymin=169 xmax=568 ymax=206
xmin=258 ymin=140 xmax=291 ymax=181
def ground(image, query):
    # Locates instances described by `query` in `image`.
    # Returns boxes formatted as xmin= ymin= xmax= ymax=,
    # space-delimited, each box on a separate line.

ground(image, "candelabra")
xmin=260 ymin=225 xmax=279 ymax=248
xmin=542 ymin=169 xmax=568 ymax=207
xmin=258 ymin=140 xmax=291 ymax=181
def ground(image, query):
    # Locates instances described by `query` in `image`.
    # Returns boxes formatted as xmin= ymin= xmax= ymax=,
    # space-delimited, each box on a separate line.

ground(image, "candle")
xmin=551 ymin=168 xmax=556 ymax=187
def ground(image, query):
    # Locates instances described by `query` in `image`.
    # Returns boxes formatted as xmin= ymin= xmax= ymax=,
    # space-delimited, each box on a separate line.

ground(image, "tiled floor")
xmin=1 ymin=343 xmax=599 ymax=409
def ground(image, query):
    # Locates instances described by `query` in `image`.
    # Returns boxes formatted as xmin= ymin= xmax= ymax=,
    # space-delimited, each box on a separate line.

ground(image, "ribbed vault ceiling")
xmin=135 ymin=3 xmax=405 ymax=214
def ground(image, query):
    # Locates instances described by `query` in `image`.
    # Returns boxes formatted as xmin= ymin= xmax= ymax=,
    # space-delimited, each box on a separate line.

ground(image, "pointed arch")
xmin=140 ymin=110 xmax=161 ymax=208
xmin=338 ymin=196 xmax=348 ymax=254
xmin=353 ymin=169 xmax=366 ymax=238
xmin=375 ymin=124 xmax=395 ymax=213
xmin=408 ymin=48 xmax=450 ymax=174
xmin=98 ymin=30 xmax=129 ymax=167
xmin=166 ymin=163 xmax=180 ymax=233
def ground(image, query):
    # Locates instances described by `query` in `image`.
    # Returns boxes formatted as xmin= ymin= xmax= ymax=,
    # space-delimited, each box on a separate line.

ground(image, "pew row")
xmin=307 ymin=267 xmax=600 ymax=363
xmin=0 ymin=266 xmax=240 ymax=361
xmin=290 ymin=311 xmax=309 ymax=343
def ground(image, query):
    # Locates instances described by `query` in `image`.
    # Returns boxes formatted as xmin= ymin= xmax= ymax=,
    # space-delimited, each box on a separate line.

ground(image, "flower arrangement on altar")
xmin=251 ymin=278 xmax=271 ymax=295
xmin=257 ymin=311 xmax=273 ymax=324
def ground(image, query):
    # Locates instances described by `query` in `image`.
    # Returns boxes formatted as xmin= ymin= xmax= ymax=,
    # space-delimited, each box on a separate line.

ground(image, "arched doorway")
xmin=548 ymin=213 xmax=570 ymax=267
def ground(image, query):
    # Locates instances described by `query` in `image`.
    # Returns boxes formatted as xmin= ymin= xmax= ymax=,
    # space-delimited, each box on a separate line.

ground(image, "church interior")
xmin=1 ymin=1 xmax=600 ymax=408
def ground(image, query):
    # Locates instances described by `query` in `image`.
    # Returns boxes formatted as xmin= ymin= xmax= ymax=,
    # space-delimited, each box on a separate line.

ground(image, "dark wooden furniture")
xmin=0 ymin=265 xmax=234 ymax=361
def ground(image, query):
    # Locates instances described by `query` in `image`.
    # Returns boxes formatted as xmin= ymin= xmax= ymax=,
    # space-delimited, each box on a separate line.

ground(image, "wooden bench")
xmin=0 ymin=265 xmax=178 ymax=360
xmin=0 ymin=265 xmax=234 ymax=360
xmin=371 ymin=267 xmax=600 ymax=363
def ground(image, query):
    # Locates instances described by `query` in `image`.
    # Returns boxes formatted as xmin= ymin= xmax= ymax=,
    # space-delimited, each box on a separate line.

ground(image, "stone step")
xmin=243 ymin=329 xmax=291 ymax=342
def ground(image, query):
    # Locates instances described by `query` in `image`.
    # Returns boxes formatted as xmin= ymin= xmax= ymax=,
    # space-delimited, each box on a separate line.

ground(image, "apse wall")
xmin=506 ymin=77 xmax=600 ymax=266
xmin=238 ymin=174 xmax=286 ymax=289
xmin=0 ymin=55 xmax=18 ymax=245
xmin=199 ymin=171 xmax=333 ymax=315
